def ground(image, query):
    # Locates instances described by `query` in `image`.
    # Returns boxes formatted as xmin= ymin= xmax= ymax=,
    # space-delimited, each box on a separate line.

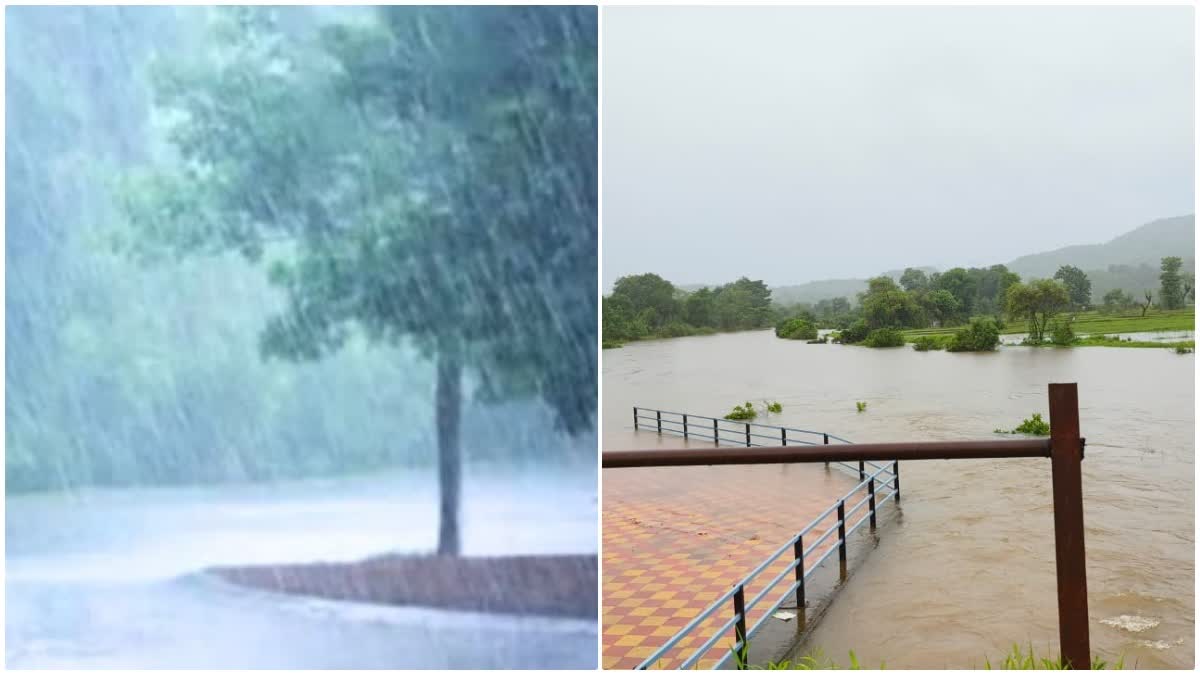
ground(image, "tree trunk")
xmin=435 ymin=351 xmax=462 ymax=556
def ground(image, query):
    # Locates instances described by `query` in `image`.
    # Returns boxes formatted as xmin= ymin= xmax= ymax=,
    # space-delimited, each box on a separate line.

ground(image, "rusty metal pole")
xmin=713 ymin=418 xmax=719 ymax=445
xmin=1049 ymin=383 xmax=1090 ymax=669
xmin=683 ymin=414 xmax=689 ymax=439
xmin=633 ymin=406 xmax=638 ymax=430
xmin=893 ymin=460 xmax=900 ymax=503
xmin=656 ymin=410 xmax=662 ymax=434
xmin=733 ymin=584 xmax=749 ymax=668
xmin=793 ymin=535 xmax=805 ymax=611
xmin=837 ymin=500 xmax=847 ymax=580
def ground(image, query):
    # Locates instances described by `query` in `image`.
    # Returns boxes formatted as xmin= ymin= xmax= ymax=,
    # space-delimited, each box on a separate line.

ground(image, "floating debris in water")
xmin=1100 ymin=614 xmax=1160 ymax=633
xmin=1135 ymin=637 xmax=1185 ymax=651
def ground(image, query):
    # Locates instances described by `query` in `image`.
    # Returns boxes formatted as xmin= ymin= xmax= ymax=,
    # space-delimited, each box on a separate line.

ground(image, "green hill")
xmin=1006 ymin=214 xmax=1194 ymax=279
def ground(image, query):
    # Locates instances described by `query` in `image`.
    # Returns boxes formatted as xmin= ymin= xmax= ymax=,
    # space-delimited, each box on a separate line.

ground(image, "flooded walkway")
xmin=602 ymin=438 xmax=857 ymax=669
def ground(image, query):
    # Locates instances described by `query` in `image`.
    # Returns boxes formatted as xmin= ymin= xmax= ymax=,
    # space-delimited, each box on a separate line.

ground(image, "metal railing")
xmin=627 ymin=407 xmax=900 ymax=669
xmin=609 ymin=384 xmax=1090 ymax=670
xmin=632 ymin=407 xmax=898 ymax=488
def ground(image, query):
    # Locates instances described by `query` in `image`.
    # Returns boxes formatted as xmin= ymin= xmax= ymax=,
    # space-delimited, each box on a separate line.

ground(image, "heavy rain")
xmin=6 ymin=6 xmax=598 ymax=669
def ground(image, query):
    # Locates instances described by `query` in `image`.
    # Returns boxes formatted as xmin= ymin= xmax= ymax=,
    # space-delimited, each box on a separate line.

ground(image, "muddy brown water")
xmin=602 ymin=330 xmax=1194 ymax=668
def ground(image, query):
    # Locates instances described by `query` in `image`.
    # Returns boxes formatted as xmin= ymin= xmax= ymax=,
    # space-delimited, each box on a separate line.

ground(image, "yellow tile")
xmin=615 ymin=635 xmax=646 ymax=647
xmin=605 ymin=624 xmax=634 ymax=636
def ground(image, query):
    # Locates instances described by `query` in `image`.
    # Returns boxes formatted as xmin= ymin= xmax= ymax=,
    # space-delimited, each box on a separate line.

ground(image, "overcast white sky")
xmin=602 ymin=6 xmax=1195 ymax=288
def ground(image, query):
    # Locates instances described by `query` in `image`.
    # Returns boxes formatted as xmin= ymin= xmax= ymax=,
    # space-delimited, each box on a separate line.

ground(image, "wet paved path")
xmin=602 ymin=459 xmax=855 ymax=669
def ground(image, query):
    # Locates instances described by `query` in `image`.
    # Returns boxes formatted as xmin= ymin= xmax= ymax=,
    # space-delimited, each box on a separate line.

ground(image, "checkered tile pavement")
xmin=603 ymin=463 xmax=855 ymax=670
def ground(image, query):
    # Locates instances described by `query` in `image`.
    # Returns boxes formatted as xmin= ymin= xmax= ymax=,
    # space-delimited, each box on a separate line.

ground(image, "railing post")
xmin=793 ymin=535 xmax=805 ymax=611
xmin=713 ymin=418 xmax=719 ymax=445
xmin=656 ymin=410 xmax=662 ymax=434
xmin=893 ymin=460 xmax=900 ymax=503
xmin=633 ymin=406 xmax=638 ymax=431
xmin=837 ymin=500 xmax=847 ymax=580
xmin=858 ymin=459 xmax=865 ymax=481
xmin=781 ymin=428 xmax=787 ymax=446
xmin=745 ymin=423 xmax=751 ymax=447
xmin=733 ymin=584 xmax=749 ymax=669
xmin=823 ymin=433 xmax=829 ymax=467
xmin=868 ymin=478 xmax=876 ymax=529
xmin=1048 ymin=382 xmax=1090 ymax=669
xmin=683 ymin=414 xmax=688 ymax=439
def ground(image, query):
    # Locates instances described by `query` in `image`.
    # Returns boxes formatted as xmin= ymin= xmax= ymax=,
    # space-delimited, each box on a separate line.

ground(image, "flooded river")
xmin=6 ymin=466 xmax=597 ymax=669
xmin=602 ymin=330 xmax=1193 ymax=668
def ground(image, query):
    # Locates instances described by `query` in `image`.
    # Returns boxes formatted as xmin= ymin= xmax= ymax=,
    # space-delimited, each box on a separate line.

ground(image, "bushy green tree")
xmin=1160 ymin=256 xmax=1185 ymax=309
xmin=1054 ymin=265 xmax=1092 ymax=310
xmin=920 ymin=289 xmax=960 ymax=327
xmin=774 ymin=317 xmax=817 ymax=340
xmin=1101 ymin=288 xmax=1134 ymax=314
xmin=899 ymin=268 xmax=929 ymax=292
xmin=121 ymin=6 xmax=597 ymax=555
xmin=1005 ymin=279 xmax=1070 ymax=343
xmin=860 ymin=276 xmax=923 ymax=329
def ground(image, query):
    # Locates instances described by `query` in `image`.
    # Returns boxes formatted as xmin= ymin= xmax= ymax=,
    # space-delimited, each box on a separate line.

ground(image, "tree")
xmin=121 ymin=6 xmax=598 ymax=555
xmin=712 ymin=277 xmax=773 ymax=330
xmin=611 ymin=273 xmax=679 ymax=330
xmin=1140 ymin=290 xmax=1154 ymax=318
xmin=1053 ymin=265 xmax=1092 ymax=310
xmin=1160 ymin=256 xmax=1185 ymax=310
xmin=920 ymin=289 xmax=960 ymax=327
xmin=1185 ymin=273 xmax=1195 ymax=304
xmin=1101 ymin=288 xmax=1134 ymax=314
xmin=682 ymin=287 xmax=715 ymax=328
xmin=860 ymin=276 xmax=922 ymax=329
xmin=931 ymin=267 xmax=977 ymax=323
xmin=1005 ymin=279 xmax=1069 ymax=343
xmin=899 ymin=268 xmax=929 ymax=293
xmin=973 ymin=265 xmax=1021 ymax=316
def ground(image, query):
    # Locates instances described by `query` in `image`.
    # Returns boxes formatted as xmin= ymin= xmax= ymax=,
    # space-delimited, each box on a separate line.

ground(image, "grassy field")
xmin=902 ymin=308 xmax=1195 ymax=340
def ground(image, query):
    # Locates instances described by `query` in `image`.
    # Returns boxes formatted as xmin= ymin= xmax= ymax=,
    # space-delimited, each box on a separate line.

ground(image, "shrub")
xmin=658 ymin=320 xmax=698 ymax=338
xmin=913 ymin=335 xmax=952 ymax=351
xmin=766 ymin=401 xmax=783 ymax=413
xmin=863 ymin=327 xmax=904 ymax=348
xmin=856 ymin=401 xmax=868 ymax=413
xmin=725 ymin=402 xmax=757 ymax=420
xmin=996 ymin=413 xmax=1050 ymax=436
xmin=837 ymin=319 xmax=870 ymax=344
xmin=948 ymin=317 xmax=1001 ymax=352
xmin=775 ymin=317 xmax=818 ymax=340
xmin=1176 ymin=345 xmax=1193 ymax=354
xmin=1049 ymin=319 xmax=1076 ymax=346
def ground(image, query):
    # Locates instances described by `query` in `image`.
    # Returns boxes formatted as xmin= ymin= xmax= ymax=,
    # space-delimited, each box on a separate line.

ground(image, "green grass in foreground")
xmin=740 ymin=644 xmax=1125 ymax=670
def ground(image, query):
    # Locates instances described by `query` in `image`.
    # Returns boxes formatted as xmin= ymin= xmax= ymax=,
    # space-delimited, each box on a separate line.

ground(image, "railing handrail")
xmin=633 ymin=406 xmax=854 ymax=443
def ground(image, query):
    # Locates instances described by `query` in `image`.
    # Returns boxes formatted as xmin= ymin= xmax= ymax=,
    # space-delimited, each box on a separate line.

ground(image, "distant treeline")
xmin=602 ymin=274 xmax=773 ymax=344
xmin=606 ymin=257 xmax=1195 ymax=348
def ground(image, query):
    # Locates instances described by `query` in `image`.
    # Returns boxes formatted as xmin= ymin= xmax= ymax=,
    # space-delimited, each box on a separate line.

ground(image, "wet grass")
xmin=902 ymin=308 xmax=1194 ymax=342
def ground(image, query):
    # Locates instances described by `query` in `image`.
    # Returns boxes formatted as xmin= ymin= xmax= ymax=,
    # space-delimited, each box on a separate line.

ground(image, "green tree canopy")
xmin=121 ymin=6 xmax=597 ymax=555
xmin=1159 ymin=256 xmax=1185 ymax=309
xmin=1053 ymin=265 xmax=1092 ymax=310
xmin=1005 ymin=279 xmax=1070 ymax=343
